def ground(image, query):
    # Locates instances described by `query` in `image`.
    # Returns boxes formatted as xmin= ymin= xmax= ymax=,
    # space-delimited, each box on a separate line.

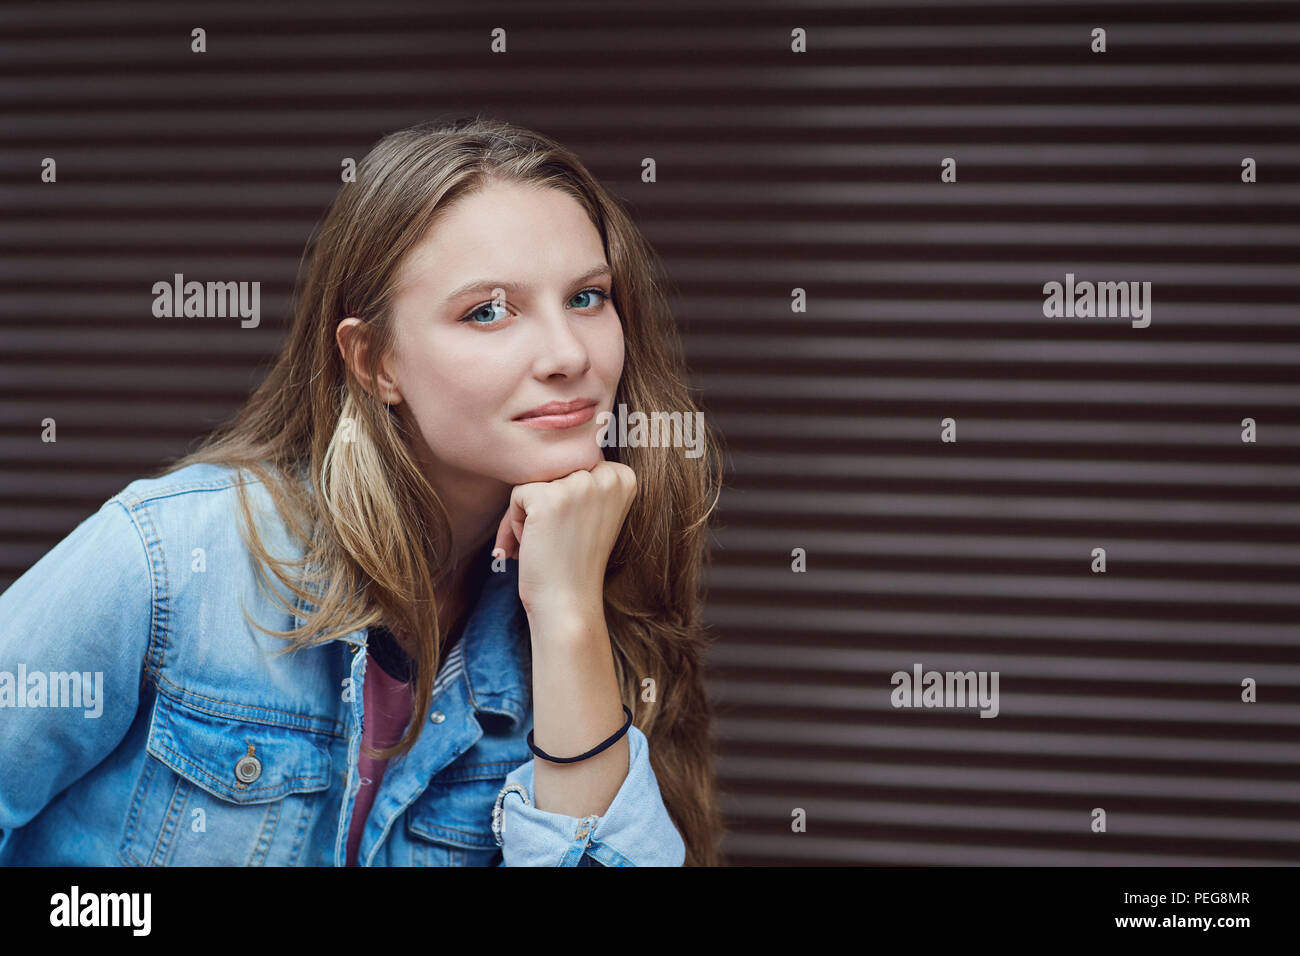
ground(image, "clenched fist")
xmin=492 ymin=460 xmax=637 ymax=629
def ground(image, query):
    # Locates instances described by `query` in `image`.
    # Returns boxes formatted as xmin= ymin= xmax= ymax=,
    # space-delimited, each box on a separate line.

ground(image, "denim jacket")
xmin=0 ymin=462 xmax=685 ymax=866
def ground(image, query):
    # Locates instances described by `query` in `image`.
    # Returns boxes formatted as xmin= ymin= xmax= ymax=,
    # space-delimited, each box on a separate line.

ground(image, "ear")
xmin=336 ymin=317 xmax=403 ymax=405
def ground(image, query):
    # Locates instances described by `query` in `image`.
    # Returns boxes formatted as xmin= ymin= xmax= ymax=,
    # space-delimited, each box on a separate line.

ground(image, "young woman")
xmin=0 ymin=116 xmax=724 ymax=866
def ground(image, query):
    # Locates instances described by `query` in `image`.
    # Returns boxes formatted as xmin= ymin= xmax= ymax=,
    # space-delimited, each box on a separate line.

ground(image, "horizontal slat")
xmin=703 ymin=605 xmax=1300 ymax=648
xmin=10 ymin=65 xmax=1300 ymax=105
xmin=718 ymin=756 xmax=1300 ymax=800
xmin=707 ymin=567 xmax=1300 ymax=606
xmin=723 ymin=796 xmax=1300 ymax=842
xmin=686 ymin=337 xmax=1300 ymax=365
xmin=714 ymin=490 xmax=1300 ymax=525
xmin=715 ymin=717 xmax=1300 ymax=763
xmin=0 ymin=366 xmax=266 ymax=392
xmin=717 ymin=835 xmax=1285 ymax=867
xmin=713 ymin=681 xmax=1300 ymax=724
xmin=707 ymin=644 xmax=1300 ymax=685
xmin=724 ymin=453 xmax=1300 ymax=488
xmin=0 ymin=330 xmax=277 ymax=358
xmin=0 ymin=400 xmax=237 ymax=428
xmin=711 ymin=527 xmax=1300 ymax=565
xmin=0 ymin=0 xmax=1281 ymax=30
xmin=2 ymin=25 xmax=1298 ymax=65
xmin=692 ymin=375 xmax=1300 ymax=405
xmin=708 ymin=416 xmax=1300 ymax=446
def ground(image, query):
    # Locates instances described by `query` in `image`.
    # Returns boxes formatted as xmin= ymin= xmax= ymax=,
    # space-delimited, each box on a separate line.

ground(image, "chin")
xmin=508 ymin=443 xmax=605 ymax=484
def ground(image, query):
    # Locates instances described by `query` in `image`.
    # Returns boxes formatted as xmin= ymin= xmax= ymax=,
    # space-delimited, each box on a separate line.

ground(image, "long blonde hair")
xmin=156 ymin=115 xmax=727 ymax=866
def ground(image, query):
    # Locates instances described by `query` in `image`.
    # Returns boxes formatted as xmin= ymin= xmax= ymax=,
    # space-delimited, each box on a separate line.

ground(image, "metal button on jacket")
xmin=234 ymin=754 xmax=262 ymax=784
xmin=429 ymin=710 xmax=445 ymax=724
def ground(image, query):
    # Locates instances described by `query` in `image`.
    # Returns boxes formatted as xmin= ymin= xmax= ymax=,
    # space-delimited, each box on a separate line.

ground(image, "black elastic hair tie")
xmin=527 ymin=705 xmax=634 ymax=764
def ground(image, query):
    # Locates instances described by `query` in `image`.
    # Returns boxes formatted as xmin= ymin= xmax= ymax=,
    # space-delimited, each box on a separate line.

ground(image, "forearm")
xmin=527 ymin=606 xmax=630 ymax=818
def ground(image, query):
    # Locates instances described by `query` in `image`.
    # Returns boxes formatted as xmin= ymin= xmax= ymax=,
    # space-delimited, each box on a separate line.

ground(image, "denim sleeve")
xmin=495 ymin=723 xmax=686 ymax=866
xmin=0 ymin=499 xmax=154 ymax=855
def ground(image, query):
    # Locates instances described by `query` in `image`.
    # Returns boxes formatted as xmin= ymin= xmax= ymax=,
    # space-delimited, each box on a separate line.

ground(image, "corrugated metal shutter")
xmin=2 ymin=0 xmax=1297 ymax=865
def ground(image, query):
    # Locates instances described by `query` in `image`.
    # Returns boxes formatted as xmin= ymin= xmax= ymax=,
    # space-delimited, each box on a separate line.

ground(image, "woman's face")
xmin=378 ymin=179 xmax=625 ymax=492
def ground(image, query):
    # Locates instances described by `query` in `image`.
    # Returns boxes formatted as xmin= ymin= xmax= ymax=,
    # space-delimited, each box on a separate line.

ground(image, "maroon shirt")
xmin=345 ymin=650 xmax=414 ymax=867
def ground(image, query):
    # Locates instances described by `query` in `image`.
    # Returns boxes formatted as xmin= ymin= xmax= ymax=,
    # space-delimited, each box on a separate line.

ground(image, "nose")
xmin=530 ymin=303 xmax=591 ymax=379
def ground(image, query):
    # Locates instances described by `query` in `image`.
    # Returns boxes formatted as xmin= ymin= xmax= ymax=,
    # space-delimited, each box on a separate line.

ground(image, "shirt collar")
xmin=292 ymin=540 xmax=531 ymax=731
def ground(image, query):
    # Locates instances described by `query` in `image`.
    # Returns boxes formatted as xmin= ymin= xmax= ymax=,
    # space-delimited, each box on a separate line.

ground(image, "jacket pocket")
xmin=120 ymin=691 xmax=335 ymax=866
xmin=405 ymin=758 xmax=528 ymax=866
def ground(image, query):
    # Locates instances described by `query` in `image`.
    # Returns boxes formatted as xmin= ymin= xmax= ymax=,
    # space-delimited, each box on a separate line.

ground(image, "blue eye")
xmin=461 ymin=302 xmax=508 ymax=325
xmin=570 ymin=288 xmax=611 ymax=310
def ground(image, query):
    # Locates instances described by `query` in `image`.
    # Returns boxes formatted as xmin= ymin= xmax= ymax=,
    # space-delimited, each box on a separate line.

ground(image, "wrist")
xmin=525 ymin=595 xmax=606 ymax=644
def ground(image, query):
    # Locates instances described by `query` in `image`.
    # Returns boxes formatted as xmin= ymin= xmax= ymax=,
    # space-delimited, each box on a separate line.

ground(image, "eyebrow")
xmin=442 ymin=264 xmax=612 ymax=304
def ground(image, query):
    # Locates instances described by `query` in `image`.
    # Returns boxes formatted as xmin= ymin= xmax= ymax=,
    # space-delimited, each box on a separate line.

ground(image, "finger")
xmin=511 ymin=510 xmax=525 ymax=554
xmin=494 ymin=490 xmax=527 ymax=561
xmin=591 ymin=461 xmax=619 ymax=492
xmin=492 ymin=510 xmax=516 ymax=563
xmin=495 ymin=483 xmax=540 ymax=561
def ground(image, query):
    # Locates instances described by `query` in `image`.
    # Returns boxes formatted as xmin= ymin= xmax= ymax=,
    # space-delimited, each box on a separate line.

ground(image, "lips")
xmin=513 ymin=398 xmax=598 ymax=421
xmin=512 ymin=398 xmax=600 ymax=431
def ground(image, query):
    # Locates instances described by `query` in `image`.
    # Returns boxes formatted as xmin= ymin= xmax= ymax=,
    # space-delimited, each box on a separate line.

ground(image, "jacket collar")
xmin=452 ymin=543 xmax=532 ymax=729
xmin=292 ymin=540 xmax=531 ymax=730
